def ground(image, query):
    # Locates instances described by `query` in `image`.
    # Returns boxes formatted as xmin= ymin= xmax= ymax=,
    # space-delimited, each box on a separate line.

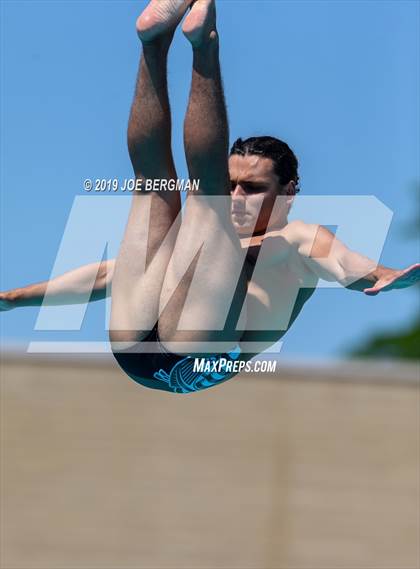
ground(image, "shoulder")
xmin=255 ymin=220 xmax=316 ymax=244
xmin=248 ymin=221 xmax=320 ymax=256
xmin=247 ymin=222 xmax=316 ymax=266
xmin=284 ymin=221 xmax=340 ymax=259
xmin=282 ymin=220 xmax=320 ymax=246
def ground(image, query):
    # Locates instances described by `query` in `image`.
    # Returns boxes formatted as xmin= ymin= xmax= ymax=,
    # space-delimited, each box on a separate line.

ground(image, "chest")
xmin=243 ymin=246 xmax=315 ymax=332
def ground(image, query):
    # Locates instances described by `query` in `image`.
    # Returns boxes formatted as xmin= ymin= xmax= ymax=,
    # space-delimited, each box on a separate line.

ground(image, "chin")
xmin=232 ymin=218 xmax=247 ymax=231
xmin=233 ymin=221 xmax=257 ymax=236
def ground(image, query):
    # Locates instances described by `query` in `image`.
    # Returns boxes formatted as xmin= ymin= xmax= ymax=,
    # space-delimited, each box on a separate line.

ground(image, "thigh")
xmin=158 ymin=192 xmax=248 ymax=354
xmin=110 ymin=186 xmax=181 ymax=346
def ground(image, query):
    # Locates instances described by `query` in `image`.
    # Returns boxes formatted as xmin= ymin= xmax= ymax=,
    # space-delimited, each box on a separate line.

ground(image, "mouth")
xmin=231 ymin=212 xmax=249 ymax=225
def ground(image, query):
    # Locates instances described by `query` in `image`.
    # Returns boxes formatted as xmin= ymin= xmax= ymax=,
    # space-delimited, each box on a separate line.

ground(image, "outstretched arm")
xmin=0 ymin=259 xmax=115 ymax=311
xmin=293 ymin=222 xmax=417 ymax=295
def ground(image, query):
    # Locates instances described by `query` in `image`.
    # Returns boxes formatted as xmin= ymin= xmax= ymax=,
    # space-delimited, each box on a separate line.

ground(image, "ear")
xmin=285 ymin=181 xmax=296 ymax=212
xmin=286 ymin=180 xmax=296 ymax=196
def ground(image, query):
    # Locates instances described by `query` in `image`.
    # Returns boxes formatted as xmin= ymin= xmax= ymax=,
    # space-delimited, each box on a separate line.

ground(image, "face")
xmin=228 ymin=154 xmax=294 ymax=236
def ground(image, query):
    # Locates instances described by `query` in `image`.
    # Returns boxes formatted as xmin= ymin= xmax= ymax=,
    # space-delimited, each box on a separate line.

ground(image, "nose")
xmin=231 ymin=184 xmax=246 ymax=197
xmin=231 ymin=185 xmax=246 ymax=214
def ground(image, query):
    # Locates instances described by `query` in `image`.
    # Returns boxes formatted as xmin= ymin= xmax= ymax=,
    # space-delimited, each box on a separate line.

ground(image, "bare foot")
xmin=137 ymin=0 xmax=193 ymax=43
xmin=182 ymin=0 xmax=217 ymax=47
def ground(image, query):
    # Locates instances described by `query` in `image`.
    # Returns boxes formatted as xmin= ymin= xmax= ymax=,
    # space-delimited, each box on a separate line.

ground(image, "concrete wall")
xmin=1 ymin=354 xmax=419 ymax=569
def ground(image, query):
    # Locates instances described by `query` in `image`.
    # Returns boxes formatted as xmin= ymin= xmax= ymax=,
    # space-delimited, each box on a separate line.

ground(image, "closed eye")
xmin=230 ymin=181 xmax=267 ymax=194
xmin=242 ymin=183 xmax=267 ymax=194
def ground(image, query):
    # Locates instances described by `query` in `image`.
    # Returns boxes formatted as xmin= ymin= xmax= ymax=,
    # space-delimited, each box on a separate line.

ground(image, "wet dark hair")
xmin=230 ymin=136 xmax=300 ymax=193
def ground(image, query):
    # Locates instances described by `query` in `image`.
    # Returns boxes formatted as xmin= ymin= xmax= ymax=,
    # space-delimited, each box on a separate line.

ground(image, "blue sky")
xmin=1 ymin=0 xmax=419 ymax=360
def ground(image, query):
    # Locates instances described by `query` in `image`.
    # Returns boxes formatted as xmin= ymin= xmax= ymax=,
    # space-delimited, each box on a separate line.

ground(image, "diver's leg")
xmin=158 ymin=0 xmax=248 ymax=353
xmin=110 ymin=1 xmax=191 ymax=346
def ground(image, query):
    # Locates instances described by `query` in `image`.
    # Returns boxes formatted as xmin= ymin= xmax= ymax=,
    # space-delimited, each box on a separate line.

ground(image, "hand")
xmin=0 ymin=292 xmax=16 ymax=311
xmin=364 ymin=263 xmax=420 ymax=296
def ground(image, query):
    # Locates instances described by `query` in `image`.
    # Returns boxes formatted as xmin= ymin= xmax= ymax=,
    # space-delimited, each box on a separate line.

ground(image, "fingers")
xmin=0 ymin=300 xmax=14 ymax=311
xmin=364 ymin=263 xmax=420 ymax=295
xmin=363 ymin=287 xmax=380 ymax=296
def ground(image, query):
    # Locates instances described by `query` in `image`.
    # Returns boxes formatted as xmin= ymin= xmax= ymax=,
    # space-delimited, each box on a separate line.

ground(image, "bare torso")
xmin=239 ymin=222 xmax=318 ymax=353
